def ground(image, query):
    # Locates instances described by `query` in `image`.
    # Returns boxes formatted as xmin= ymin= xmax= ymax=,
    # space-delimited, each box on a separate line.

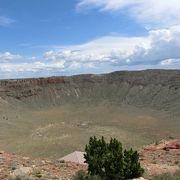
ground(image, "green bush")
xmin=84 ymin=136 xmax=144 ymax=180
xmin=73 ymin=170 xmax=87 ymax=180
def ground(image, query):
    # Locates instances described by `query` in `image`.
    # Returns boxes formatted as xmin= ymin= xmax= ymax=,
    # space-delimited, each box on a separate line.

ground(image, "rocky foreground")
xmin=139 ymin=139 xmax=180 ymax=177
xmin=0 ymin=151 xmax=85 ymax=180
xmin=0 ymin=139 xmax=179 ymax=180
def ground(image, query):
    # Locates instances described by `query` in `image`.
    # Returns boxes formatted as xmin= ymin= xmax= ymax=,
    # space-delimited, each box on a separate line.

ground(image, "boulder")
xmin=10 ymin=166 xmax=33 ymax=178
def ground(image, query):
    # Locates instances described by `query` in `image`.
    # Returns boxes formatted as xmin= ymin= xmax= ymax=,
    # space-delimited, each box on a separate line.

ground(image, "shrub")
xmin=73 ymin=170 xmax=87 ymax=180
xmin=84 ymin=136 xmax=144 ymax=180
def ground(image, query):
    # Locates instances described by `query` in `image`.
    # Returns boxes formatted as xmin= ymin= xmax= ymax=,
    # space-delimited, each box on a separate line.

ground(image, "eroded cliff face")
xmin=0 ymin=70 xmax=179 ymax=115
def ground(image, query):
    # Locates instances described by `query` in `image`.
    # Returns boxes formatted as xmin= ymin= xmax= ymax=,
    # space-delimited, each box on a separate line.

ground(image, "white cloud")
xmin=77 ymin=0 xmax=180 ymax=28
xmin=0 ymin=52 xmax=22 ymax=62
xmin=45 ymin=26 xmax=180 ymax=66
xmin=0 ymin=16 xmax=15 ymax=27
xmin=161 ymin=59 xmax=180 ymax=65
xmin=77 ymin=0 xmax=137 ymax=11
xmin=128 ymin=26 xmax=180 ymax=65
xmin=0 ymin=26 xmax=180 ymax=78
xmin=0 ymin=61 xmax=65 ymax=73
xmin=50 ymin=36 xmax=150 ymax=63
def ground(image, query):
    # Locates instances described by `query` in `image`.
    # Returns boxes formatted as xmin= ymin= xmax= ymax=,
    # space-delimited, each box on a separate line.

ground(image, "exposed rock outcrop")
xmin=140 ymin=139 xmax=180 ymax=177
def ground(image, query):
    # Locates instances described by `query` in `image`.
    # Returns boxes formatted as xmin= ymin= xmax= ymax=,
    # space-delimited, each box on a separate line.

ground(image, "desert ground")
xmin=0 ymin=103 xmax=179 ymax=159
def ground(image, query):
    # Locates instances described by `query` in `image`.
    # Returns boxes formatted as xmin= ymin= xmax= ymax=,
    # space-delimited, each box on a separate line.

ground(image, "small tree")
xmin=84 ymin=136 xmax=144 ymax=180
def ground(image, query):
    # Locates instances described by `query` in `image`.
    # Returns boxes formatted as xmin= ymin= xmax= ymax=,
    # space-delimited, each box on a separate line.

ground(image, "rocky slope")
xmin=140 ymin=139 xmax=180 ymax=177
xmin=0 ymin=70 xmax=179 ymax=115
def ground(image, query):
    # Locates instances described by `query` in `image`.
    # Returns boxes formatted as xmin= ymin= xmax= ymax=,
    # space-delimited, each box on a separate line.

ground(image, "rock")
xmin=0 ymin=151 xmax=5 ymax=154
xmin=41 ymin=160 xmax=46 ymax=165
xmin=0 ymin=156 xmax=5 ymax=164
xmin=10 ymin=161 xmax=21 ymax=170
xmin=79 ymin=122 xmax=89 ymax=128
xmin=23 ymin=156 xmax=30 ymax=160
xmin=46 ymin=160 xmax=52 ymax=164
xmin=10 ymin=166 xmax=33 ymax=178
xmin=163 ymin=141 xmax=180 ymax=150
xmin=57 ymin=159 xmax=65 ymax=163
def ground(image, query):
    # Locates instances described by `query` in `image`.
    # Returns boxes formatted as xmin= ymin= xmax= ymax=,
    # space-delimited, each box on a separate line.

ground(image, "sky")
xmin=0 ymin=0 xmax=180 ymax=79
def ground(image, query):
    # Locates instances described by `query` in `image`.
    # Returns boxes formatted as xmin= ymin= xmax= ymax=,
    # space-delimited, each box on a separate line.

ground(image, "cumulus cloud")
xmin=126 ymin=26 xmax=180 ymax=65
xmin=0 ymin=16 xmax=15 ymax=27
xmin=44 ymin=26 xmax=180 ymax=67
xmin=0 ymin=52 xmax=22 ymax=62
xmin=50 ymin=36 xmax=149 ymax=64
xmin=161 ymin=59 xmax=180 ymax=65
xmin=0 ymin=61 xmax=65 ymax=73
xmin=0 ymin=26 xmax=180 ymax=78
xmin=77 ymin=0 xmax=180 ymax=28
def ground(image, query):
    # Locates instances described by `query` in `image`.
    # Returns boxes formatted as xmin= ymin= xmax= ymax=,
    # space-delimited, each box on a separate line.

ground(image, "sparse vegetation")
xmin=0 ymin=71 xmax=179 ymax=180
xmin=73 ymin=170 xmax=102 ymax=180
xmin=168 ymin=136 xmax=175 ymax=140
xmin=84 ymin=136 xmax=144 ymax=180
xmin=73 ymin=170 xmax=87 ymax=180
xmin=152 ymin=171 xmax=180 ymax=180
xmin=0 ymin=70 xmax=180 ymax=159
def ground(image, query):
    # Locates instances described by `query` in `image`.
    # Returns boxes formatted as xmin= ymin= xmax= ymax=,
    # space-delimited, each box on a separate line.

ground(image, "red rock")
xmin=163 ymin=141 xmax=180 ymax=150
xmin=0 ymin=151 xmax=5 ymax=154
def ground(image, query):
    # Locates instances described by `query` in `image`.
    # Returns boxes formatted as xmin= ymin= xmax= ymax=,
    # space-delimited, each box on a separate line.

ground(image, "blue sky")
xmin=0 ymin=0 xmax=180 ymax=79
